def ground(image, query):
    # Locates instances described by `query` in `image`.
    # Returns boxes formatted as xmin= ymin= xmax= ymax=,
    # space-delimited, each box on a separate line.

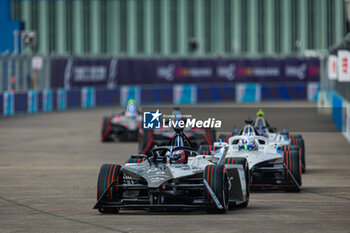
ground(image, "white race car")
xmin=217 ymin=109 xmax=306 ymax=173
xmin=207 ymin=121 xmax=302 ymax=192
xmin=253 ymin=109 xmax=306 ymax=173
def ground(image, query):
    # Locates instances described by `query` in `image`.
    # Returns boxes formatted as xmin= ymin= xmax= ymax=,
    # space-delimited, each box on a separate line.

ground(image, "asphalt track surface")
xmin=0 ymin=102 xmax=349 ymax=233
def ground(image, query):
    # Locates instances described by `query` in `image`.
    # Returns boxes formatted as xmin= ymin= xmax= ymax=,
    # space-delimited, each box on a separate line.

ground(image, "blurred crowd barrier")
xmin=0 ymin=55 xmax=321 ymax=117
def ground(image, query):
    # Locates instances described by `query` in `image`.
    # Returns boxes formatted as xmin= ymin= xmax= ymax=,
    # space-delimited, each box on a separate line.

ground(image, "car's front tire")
xmin=225 ymin=157 xmax=250 ymax=209
xmin=97 ymin=164 xmax=123 ymax=214
xmin=283 ymin=150 xmax=302 ymax=192
xmin=203 ymin=164 xmax=229 ymax=213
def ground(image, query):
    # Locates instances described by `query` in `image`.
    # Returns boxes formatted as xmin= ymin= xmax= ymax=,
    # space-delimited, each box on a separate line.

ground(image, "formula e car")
xmin=139 ymin=108 xmax=216 ymax=155
xmin=94 ymin=128 xmax=249 ymax=214
xmin=203 ymin=120 xmax=302 ymax=192
xmin=218 ymin=109 xmax=306 ymax=173
xmin=253 ymin=109 xmax=306 ymax=173
xmin=101 ymin=100 xmax=142 ymax=142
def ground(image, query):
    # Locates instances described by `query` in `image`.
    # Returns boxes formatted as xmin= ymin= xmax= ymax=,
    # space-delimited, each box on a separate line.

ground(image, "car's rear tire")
xmin=203 ymin=164 xmax=229 ymax=213
xmin=101 ymin=117 xmax=113 ymax=142
xmin=279 ymin=144 xmax=305 ymax=173
xmin=289 ymin=135 xmax=306 ymax=173
xmin=296 ymin=138 xmax=306 ymax=173
xmin=97 ymin=164 xmax=123 ymax=213
xmin=225 ymin=157 xmax=250 ymax=208
xmin=283 ymin=150 xmax=302 ymax=192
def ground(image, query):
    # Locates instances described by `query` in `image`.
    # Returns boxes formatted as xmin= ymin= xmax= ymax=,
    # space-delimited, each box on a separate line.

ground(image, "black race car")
xmin=94 ymin=128 xmax=249 ymax=214
xmin=138 ymin=108 xmax=216 ymax=155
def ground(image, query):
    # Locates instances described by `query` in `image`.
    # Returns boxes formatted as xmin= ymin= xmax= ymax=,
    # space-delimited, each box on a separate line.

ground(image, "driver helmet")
xmin=168 ymin=150 xmax=186 ymax=163
xmin=125 ymin=99 xmax=136 ymax=119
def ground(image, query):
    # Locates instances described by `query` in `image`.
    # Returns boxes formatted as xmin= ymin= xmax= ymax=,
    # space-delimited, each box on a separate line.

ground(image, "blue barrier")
xmin=236 ymin=83 xmax=261 ymax=103
xmin=57 ymin=88 xmax=67 ymax=110
xmin=67 ymin=89 xmax=81 ymax=108
xmin=261 ymin=83 xmax=306 ymax=101
xmin=96 ymin=88 xmax=119 ymax=106
xmin=4 ymin=92 xmax=15 ymax=115
xmin=197 ymin=85 xmax=235 ymax=103
xmin=81 ymin=87 xmax=96 ymax=108
xmin=332 ymin=92 xmax=343 ymax=132
xmin=27 ymin=90 xmax=38 ymax=113
xmin=42 ymin=90 xmax=52 ymax=112
xmin=141 ymin=86 xmax=172 ymax=104
xmin=173 ymin=84 xmax=197 ymax=104
xmin=121 ymin=86 xmax=140 ymax=106
xmin=14 ymin=92 xmax=25 ymax=114
xmin=1 ymin=82 xmax=320 ymax=117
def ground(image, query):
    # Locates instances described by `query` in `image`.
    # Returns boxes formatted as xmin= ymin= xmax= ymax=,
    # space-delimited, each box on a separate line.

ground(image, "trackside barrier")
xmin=197 ymin=85 xmax=235 ymax=103
xmin=332 ymin=92 xmax=343 ymax=132
xmin=173 ymin=84 xmax=197 ymax=105
xmin=318 ymin=89 xmax=350 ymax=143
xmin=3 ymin=91 xmax=14 ymax=116
xmin=261 ymin=83 xmax=305 ymax=101
xmin=42 ymin=89 xmax=53 ymax=112
xmin=27 ymin=90 xmax=38 ymax=113
xmin=81 ymin=87 xmax=96 ymax=109
xmin=236 ymin=83 xmax=261 ymax=103
xmin=307 ymin=82 xmax=320 ymax=101
xmin=57 ymin=88 xmax=67 ymax=110
xmin=1 ymin=82 xmax=319 ymax=117
xmin=121 ymin=86 xmax=140 ymax=106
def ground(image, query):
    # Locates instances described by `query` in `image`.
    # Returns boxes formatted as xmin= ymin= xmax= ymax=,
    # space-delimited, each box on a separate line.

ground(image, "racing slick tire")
xmin=225 ymin=157 xmax=250 ymax=208
xmin=283 ymin=151 xmax=302 ymax=192
xmin=296 ymin=138 xmax=306 ymax=173
xmin=203 ymin=164 xmax=229 ymax=213
xmin=279 ymin=144 xmax=305 ymax=173
xmin=289 ymin=136 xmax=306 ymax=173
xmin=101 ymin=117 xmax=113 ymax=142
xmin=97 ymin=164 xmax=123 ymax=214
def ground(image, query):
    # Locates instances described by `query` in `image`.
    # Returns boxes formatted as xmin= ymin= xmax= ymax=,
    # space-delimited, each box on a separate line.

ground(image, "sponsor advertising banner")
xmin=51 ymin=58 xmax=118 ymax=88
xmin=50 ymin=57 xmax=320 ymax=88
xmin=337 ymin=50 xmax=350 ymax=82
xmin=327 ymin=55 xmax=337 ymax=80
